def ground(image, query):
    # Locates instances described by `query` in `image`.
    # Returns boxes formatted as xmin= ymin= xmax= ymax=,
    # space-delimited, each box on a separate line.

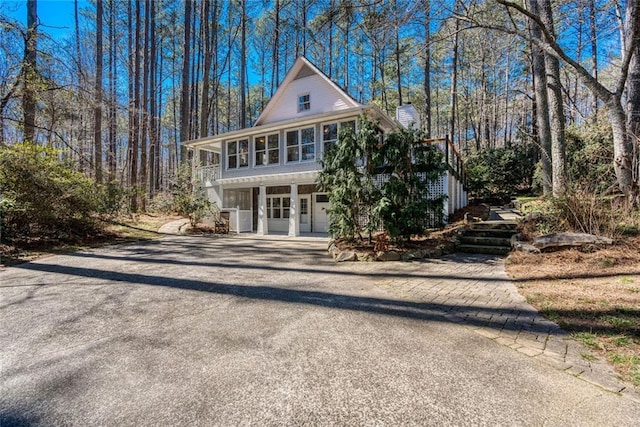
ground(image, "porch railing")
xmin=196 ymin=164 xmax=220 ymax=187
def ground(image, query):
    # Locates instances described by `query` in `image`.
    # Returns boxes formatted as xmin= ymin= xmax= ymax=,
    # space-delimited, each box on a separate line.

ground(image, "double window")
xmin=255 ymin=134 xmax=279 ymax=166
xmin=298 ymin=94 xmax=310 ymax=112
xmin=322 ymin=120 xmax=356 ymax=154
xmin=227 ymin=139 xmax=249 ymax=169
xmin=286 ymin=127 xmax=315 ymax=162
xmin=266 ymin=196 xmax=290 ymax=219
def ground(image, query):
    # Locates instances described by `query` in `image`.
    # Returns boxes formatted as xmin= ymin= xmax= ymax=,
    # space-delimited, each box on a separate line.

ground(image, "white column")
xmin=211 ymin=185 xmax=223 ymax=208
xmin=257 ymin=184 xmax=268 ymax=235
xmin=288 ymin=183 xmax=299 ymax=237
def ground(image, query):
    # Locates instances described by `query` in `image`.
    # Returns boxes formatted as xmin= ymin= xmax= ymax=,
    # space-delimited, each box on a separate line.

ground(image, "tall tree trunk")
xmin=179 ymin=0 xmax=192 ymax=160
xmin=23 ymin=0 xmax=38 ymax=143
xmin=423 ymin=0 xmax=431 ymax=137
xmin=127 ymin=0 xmax=134 ymax=189
xmin=589 ymin=0 xmax=598 ymax=118
xmin=94 ymin=0 xmax=103 ymax=183
xmin=539 ymin=0 xmax=566 ymax=197
xmin=528 ymin=0 xmax=552 ymax=196
xmin=625 ymin=0 xmax=640 ymax=204
xmin=107 ymin=0 xmax=117 ymax=182
xmin=200 ymin=0 xmax=212 ymax=138
xmin=140 ymin=0 xmax=150 ymax=210
xmin=73 ymin=0 xmax=86 ymax=171
xmin=239 ymin=0 xmax=247 ymax=128
xmin=328 ymin=0 xmax=334 ymax=78
xmin=131 ymin=0 xmax=141 ymax=211
xmin=449 ymin=7 xmax=459 ymax=146
xmin=394 ymin=0 xmax=402 ymax=106
xmin=149 ymin=0 xmax=158 ymax=196
xmin=271 ymin=0 xmax=280 ymax=95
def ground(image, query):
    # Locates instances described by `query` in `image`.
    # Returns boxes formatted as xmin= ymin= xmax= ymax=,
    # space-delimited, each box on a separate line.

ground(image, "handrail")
xmin=196 ymin=164 xmax=220 ymax=185
xmin=421 ymin=135 xmax=466 ymax=189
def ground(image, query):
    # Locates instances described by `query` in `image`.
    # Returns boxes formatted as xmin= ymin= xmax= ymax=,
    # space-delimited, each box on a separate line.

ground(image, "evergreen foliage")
xmin=318 ymin=117 xmax=381 ymax=240
xmin=565 ymin=120 xmax=615 ymax=193
xmin=0 ymin=142 xmax=100 ymax=243
xmin=375 ymin=127 xmax=447 ymax=240
xmin=465 ymin=145 xmax=535 ymax=202
xmin=318 ymin=117 xmax=447 ymax=243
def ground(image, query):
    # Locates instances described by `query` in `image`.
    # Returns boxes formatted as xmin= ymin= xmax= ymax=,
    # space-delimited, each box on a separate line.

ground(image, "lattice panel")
xmin=368 ymin=172 xmax=447 ymax=229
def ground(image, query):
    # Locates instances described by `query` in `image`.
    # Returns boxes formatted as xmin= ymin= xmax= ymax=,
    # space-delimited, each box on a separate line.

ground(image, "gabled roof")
xmin=253 ymin=56 xmax=363 ymax=126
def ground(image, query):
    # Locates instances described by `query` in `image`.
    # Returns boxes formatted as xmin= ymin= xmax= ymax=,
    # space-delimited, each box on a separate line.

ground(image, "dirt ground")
xmin=506 ymin=236 xmax=640 ymax=386
xmin=0 ymin=214 xmax=182 ymax=266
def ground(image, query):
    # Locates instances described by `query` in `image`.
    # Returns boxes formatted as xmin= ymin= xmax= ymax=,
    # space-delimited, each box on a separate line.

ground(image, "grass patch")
xmin=613 ymin=336 xmax=631 ymax=346
xmin=573 ymin=332 xmax=599 ymax=349
xmin=607 ymin=353 xmax=640 ymax=387
xmin=603 ymin=315 xmax=634 ymax=328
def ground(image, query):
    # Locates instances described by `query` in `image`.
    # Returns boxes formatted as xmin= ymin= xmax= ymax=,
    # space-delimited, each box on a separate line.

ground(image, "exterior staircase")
xmin=456 ymin=220 xmax=519 ymax=256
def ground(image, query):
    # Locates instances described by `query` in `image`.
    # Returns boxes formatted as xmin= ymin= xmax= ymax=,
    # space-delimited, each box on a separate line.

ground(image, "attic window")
xmin=298 ymin=94 xmax=310 ymax=112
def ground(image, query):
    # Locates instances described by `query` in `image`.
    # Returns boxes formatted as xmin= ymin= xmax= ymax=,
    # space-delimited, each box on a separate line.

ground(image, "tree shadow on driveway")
xmin=12 ymin=260 xmax=558 ymax=335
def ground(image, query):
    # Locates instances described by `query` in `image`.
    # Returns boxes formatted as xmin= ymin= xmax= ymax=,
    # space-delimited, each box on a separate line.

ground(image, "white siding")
xmin=259 ymin=75 xmax=354 ymax=125
xmin=396 ymin=104 xmax=421 ymax=129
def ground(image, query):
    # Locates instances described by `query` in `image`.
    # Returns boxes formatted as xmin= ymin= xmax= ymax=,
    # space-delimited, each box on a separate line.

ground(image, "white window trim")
xmin=266 ymin=195 xmax=291 ymax=220
xmin=226 ymin=139 xmax=250 ymax=171
xmin=298 ymin=93 xmax=311 ymax=113
xmin=254 ymin=132 xmax=280 ymax=167
xmin=321 ymin=119 xmax=357 ymax=155
xmin=285 ymin=126 xmax=316 ymax=164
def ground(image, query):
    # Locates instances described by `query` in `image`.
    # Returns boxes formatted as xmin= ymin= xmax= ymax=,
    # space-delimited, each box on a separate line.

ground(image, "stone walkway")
xmin=377 ymin=253 xmax=639 ymax=400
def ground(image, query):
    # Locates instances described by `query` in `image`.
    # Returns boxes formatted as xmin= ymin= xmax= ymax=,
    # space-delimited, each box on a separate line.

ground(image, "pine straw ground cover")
xmin=330 ymin=204 xmax=490 ymax=260
xmin=506 ymin=237 xmax=640 ymax=387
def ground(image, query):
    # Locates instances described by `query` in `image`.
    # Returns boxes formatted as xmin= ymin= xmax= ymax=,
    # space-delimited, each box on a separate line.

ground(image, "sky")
xmin=3 ymin=0 xmax=87 ymax=39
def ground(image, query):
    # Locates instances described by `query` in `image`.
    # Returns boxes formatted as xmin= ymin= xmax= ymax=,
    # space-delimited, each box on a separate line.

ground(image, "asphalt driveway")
xmin=1 ymin=234 xmax=638 ymax=426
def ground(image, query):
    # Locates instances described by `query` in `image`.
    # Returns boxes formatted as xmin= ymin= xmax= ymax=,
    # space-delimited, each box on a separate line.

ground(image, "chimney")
xmin=396 ymin=103 xmax=420 ymax=130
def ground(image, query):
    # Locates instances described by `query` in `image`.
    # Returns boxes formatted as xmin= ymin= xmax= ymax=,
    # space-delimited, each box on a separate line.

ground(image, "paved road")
xmin=1 ymin=235 xmax=638 ymax=426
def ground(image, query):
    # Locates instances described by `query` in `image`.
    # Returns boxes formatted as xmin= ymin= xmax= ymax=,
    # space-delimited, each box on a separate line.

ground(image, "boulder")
xmin=376 ymin=250 xmax=401 ymax=262
xmin=335 ymin=251 xmax=358 ymax=262
xmin=327 ymin=241 xmax=339 ymax=259
xmin=533 ymin=233 xmax=613 ymax=251
xmin=357 ymin=252 xmax=374 ymax=262
xmin=513 ymin=241 xmax=541 ymax=254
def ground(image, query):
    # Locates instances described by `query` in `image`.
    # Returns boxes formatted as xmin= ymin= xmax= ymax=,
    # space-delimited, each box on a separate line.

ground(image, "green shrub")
xmin=465 ymin=144 xmax=535 ymax=202
xmin=0 ymin=142 xmax=101 ymax=243
xmin=565 ymin=120 xmax=615 ymax=193
xmin=147 ymin=192 xmax=175 ymax=215
xmin=96 ymin=181 xmax=129 ymax=216
xmin=318 ymin=117 xmax=446 ymax=243
xmin=374 ymin=127 xmax=446 ymax=240
xmin=171 ymin=162 xmax=218 ymax=227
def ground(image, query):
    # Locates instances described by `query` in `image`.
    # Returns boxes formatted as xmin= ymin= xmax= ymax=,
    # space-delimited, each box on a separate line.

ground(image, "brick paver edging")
xmin=377 ymin=253 xmax=640 ymax=403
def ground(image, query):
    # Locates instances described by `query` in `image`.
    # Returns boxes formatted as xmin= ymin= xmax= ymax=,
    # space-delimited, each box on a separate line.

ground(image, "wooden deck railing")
xmin=423 ymin=136 xmax=466 ymax=187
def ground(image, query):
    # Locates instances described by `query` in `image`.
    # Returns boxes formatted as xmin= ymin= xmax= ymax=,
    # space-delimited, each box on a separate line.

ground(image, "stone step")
xmin=463 ymin=228 xmax=518 ymax=239
xmin=456 ymin=244 xmax=511 ymax=256
xmin=460 ymin=235 xmax=513 ymax=247
xmin=469 ymin=220 xmax=518 ymax=231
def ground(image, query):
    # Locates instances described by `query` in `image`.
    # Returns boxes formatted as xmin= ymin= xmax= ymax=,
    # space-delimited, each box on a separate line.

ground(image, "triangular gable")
xmin=254 ymin=56 xmax=362 ymax=127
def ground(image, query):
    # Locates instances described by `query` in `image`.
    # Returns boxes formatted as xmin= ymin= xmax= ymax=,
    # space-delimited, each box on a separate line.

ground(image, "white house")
xmin=185 ymin=56 xmax=467 ymax=236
